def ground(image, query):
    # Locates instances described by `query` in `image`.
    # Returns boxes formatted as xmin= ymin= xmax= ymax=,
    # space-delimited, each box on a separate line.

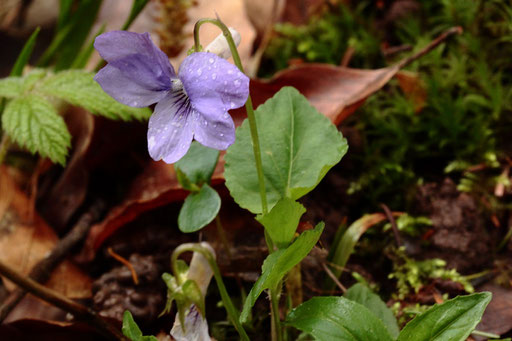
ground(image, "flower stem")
xmin=193 ymin=18 xmax=269 ymax=215
xmin=171 ymin=243 xmax=250 ymax=341
xmin=270 ymin=284 xmax=283 ymax=341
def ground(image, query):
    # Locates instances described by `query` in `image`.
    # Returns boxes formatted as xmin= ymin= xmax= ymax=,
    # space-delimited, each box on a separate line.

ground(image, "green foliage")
xmin=382 ymin=214 xmax=432 ymax=237
xmin=225 ymin=86 xmax=347 ymax=214
xmin=261 ymin=1 xmax=512 ymax=211
xmin=178 ymin=184 xmax=221 ymax=233
xmin=256 ymin=197 xmax=306 ymax=248
xmin=38 ymin=70 xmax=151 ymax=121
xmin=122 ymin=310 xmax=158 ymax=341
xmin=388 ymin=247 xmax=474 ymax=300
xmin=260 ymin=3 xmax=382 ymax=77
xmin=344 ymin=283 xmax=400 ymax=338
xmin=327 ymin=214 xmax=385 ymax=285
xmin=286 ymin=296 xmax=393 ymax=341
xmin=161 ymin=270 xmax=206 ymax=329
xmin=38 ymin=0 xmax=102 ymax=70
xmin=0 ymin=69 xmax=150 ymax=165
xmin=175 ymin=141 xmax=220 ymax=189
xmin=175 ymin=142 xmax=221 ymax=233
xmin=0 ymin=78 xmax=24 ymax=99
xmin=11 ymin=27 xmax=40 ymax=77
xmin=2 ymin=95 xmax=71 ymax=165
xmin=397 ymin=292 xmax=491 ymax=341
xmin=240 ymin=222 xmax=324 ymax=323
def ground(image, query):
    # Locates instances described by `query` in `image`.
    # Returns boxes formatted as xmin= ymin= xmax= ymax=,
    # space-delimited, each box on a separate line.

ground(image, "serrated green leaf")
xmin=225 ymin=86 xmax=348 ymax=214
xmin=0 ymin=77 xmax=24 ymax=98
xmin=256 ymin=197 xmax=306 ymax=248
xmin=344 ymin=283 xmax=400 ymax=339
xmin=2 ymin=95 xmax=71 ymax=165
xmin=286 ymin=296 xmax=393 ymax=341
xmin=397 ymin=292 xmax=492 ymax=341
xmin=175 ymin=141 xmax=219 ymax=187
xmin=240 ymin=222 xmax=324 ymax=323
xmin=122 ymin=310 xmax=158 ymax=341
xmin=178 ymin=184 xmax=221 ymax=233
xmin=39 ymin=70 xmax=151 ymax=121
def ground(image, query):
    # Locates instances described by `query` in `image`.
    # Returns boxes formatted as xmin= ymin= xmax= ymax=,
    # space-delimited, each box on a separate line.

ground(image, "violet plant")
xmin=92 ymin=18 xmax=493 ymax=341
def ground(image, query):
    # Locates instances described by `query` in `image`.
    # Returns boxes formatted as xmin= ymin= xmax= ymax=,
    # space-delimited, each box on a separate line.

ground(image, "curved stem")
xmin=171 ymin=244 xmax=250 ymax=341
xmin=193 ymin=18 xmax=269 ymax=215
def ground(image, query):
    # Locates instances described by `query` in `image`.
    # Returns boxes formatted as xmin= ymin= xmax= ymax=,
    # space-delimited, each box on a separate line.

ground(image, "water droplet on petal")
xmin=212 ymin=73 xmax=217 ymax=80
xmin=234 ymin=79 xmax=241 ymax=86
xmin=220 ymin=133 xmax=224 ymax=137
xmin=228 ymin=69 xmax=233 ymax=75
xmin=209 ymin=58 xmax=214 ymax=64
xmin=197 ymin=69 xmax=202 ymax=76
xmin=230 ymin=101 xmax=235 ymax=108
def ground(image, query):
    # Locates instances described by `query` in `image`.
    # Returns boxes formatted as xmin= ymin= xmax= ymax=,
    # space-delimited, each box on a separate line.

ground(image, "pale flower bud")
xmin=205 ymin=27 xmax=241 ymax=59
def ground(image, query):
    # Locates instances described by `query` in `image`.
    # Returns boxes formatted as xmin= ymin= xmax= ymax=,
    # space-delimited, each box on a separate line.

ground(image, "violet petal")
xmin=94 ymin=31 xmax=175 ymax=107
xmin=147 ymin=94 xmax=194 ymax=163
xmin=94 ymin=31 xmax=175 ymax=79
xmin=179 ymin=52 xmax=249 ymax=119
xmin=192 ymin=101 xmax=235 ymax=150
xmin=94 ymin=63 xmax=169 ymax=107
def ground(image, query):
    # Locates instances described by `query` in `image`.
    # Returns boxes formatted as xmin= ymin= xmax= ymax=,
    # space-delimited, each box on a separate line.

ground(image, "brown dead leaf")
xmin=0 ymin=167 xmax=92 ymax=299
xmin=396 ymin=70 xmax=427 ymax=112
xmin=38 ymin=108 xmax=95 ymax=231
xmin=475 ymin=283 xmax=512 ymax=338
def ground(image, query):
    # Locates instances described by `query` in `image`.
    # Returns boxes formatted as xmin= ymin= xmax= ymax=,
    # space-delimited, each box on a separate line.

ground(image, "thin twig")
xmin=0 ymin=260 xmax=125 ymax=340
xmin=108 ymin=247 xmax=139 ymax=285
xmin=322 ymin=263 xmax=346 ymax=293
xmin=0 ymin=200 xmax=105 ymax=321
xmin=396 ymin=26 xmax=463 ymax=69
xmin=380 ymin=203 xmax=402 ymax=247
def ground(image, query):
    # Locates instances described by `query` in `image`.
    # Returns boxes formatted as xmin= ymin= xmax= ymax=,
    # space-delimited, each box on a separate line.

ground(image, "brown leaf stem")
xmin=380 ymin=203 xmax=402 ymax=247
xmin=0 ymin=200 xmax=105 ymax=321
xmin=396 ymin=26 xmax=463 ymax=69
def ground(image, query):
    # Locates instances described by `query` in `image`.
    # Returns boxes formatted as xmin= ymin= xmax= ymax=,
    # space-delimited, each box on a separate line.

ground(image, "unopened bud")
xmin=205 ymin=27 xmax=241 ymax=59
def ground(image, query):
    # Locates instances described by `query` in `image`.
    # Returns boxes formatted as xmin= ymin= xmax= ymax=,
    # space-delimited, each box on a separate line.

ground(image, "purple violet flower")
xmin=93 ymin=31 xmax=249 ymax=163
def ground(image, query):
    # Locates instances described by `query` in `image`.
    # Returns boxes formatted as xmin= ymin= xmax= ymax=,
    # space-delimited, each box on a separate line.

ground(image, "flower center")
xmin=171 ymin=78 xmax=185 ymax=93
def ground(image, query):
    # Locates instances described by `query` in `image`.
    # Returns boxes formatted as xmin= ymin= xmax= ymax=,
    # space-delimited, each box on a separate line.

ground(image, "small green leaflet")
xmin=38 ymin=70 xmax=151 ymax=121
xmin=2 ymin=95 xmax=71 ymax=165
xmin=175 ymin=141 xmax=220 ymax=188
xmin=256 ymin=197 xmax=306 ymax=248
xmin=240 ymin=222 xmax=324 ymax=323
xmin=178 ymin=184 xmax=221 ymax=233
xmin=122 ymin=310 xmax=158 ymax=341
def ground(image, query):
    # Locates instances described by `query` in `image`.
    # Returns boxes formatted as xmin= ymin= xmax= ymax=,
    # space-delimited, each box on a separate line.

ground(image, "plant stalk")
xmin=171 ymin=243 xmax=250 ymax=341
xmin=270 ymin=285 xmax=283 ymax=341
xmin=193 ymin=18 xmax=269 ymax=216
